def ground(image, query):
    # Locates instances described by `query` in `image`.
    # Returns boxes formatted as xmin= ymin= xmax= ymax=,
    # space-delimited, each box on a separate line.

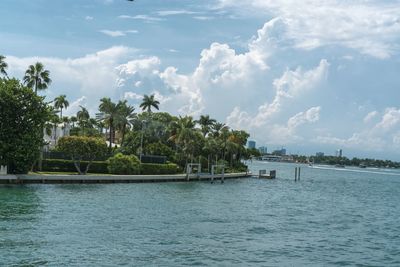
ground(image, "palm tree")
xmin=23 ymin=62 xmax=52 ymax=94
xmin=54 ymin=95 xmax=69 ymax=118
xmin=77 ymin=106 xmax=90 ymax=135
xmin=169 ymin=116 xmax=198 ymax=166
xmin=197 ymin=115 xmax=216 ymax=137
xmin=140 ymin=94 xmax=160 ymax=113
xmin=115 ymin=100 xmax=135 ymax=145
xmin=0 ymin=55 xmax=8 ymax=78
xmin=99 ymin=98 xmax=120 ymax=149
xmin=212 ymin=122 xmax=229 ymax=138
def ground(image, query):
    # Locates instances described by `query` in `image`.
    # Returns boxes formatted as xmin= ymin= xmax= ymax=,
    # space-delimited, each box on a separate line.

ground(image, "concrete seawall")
xmin=0 ymin=173 xmax=250 ymax=184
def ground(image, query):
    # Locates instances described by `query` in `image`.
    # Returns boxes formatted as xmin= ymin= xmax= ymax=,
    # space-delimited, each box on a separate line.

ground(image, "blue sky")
xmin=2 ymin=0 xmax=400 ymax=160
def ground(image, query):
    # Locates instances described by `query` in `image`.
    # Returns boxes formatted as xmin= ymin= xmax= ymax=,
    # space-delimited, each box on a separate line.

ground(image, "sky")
xmin=1 ymin=0 xmax=400 ymax=160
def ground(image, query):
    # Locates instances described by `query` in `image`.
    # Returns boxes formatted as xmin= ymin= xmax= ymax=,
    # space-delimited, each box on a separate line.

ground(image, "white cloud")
xmin=118 ymin=15 xmax=164 ymax=22
xmin=193 ymin=16 xmax=214 ymax=21
xmin=218 ymin=0 xmax=400 ymax=58
xmin=156 ymin=10 xmax=198 ymax=16
xmin=124 ymin=92 xmax=143 ymax=100
xmin=363 ymin=111 xmax=378 ymax=123
xmin=85 ymin=16 xmax=94 ymax=20
xmin=99 ymin=30 xmax=126 ymax=37
xmin=65 ymin=96 xmax=87 ymax=117
xmin=99 ymin=29 xmax=138 ymax=37
xmin=317 ymin=107 xmax=400 ymax=152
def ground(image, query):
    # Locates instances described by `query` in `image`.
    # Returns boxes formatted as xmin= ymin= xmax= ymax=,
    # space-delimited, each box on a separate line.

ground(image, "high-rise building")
xmin=335 ymin=149 xmax=343 ymax=157
xmin=316 ymin=152 xmax=324 ymax=157
xmin=258 ymin=146 xmax=268 ymax=155
xmin=247 ymin=140 xmax=256 ymax=149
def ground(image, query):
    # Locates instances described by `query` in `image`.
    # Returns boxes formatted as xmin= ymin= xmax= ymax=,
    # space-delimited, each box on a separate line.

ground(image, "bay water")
xmin=1 ymin=161 xmax=399 ymax=266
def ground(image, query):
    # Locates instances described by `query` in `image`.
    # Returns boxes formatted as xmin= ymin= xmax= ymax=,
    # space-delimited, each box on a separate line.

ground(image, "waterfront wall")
xmin=0 ymin=172 xmax=250 ymax=184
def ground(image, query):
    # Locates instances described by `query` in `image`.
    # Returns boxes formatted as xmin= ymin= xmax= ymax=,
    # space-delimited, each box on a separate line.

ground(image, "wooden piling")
xmin=295 ymin=167 xmax=298 ymax=181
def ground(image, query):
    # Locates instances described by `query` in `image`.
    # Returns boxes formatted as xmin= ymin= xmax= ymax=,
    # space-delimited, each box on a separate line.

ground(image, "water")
xmin=1 ymin=161 xmax=400 ymax=266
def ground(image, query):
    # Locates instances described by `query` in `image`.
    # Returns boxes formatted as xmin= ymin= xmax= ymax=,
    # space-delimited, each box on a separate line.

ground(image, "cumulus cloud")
xmin=317 ymin=107 xmax=400 ymax=152
xmin=218 ymin=0 xmax=400 ymax=58
xmin=226 ymin=59 xmax=329 ymax=130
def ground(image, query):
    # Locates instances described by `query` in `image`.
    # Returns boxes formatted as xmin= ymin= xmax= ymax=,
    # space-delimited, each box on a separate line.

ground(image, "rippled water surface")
xmin=1 ymin=161 xmax=400 ymax=266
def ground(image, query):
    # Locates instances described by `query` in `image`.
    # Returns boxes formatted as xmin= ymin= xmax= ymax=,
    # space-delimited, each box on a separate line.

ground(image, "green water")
xmin=1 ymin=162 xmax=400 ymax=266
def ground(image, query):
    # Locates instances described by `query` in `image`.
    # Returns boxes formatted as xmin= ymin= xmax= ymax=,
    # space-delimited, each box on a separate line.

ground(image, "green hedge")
xmin=41 ymin=159 xmax=180 ymax=175
xmin=41 ymin=159 xmax=108 ymax=174
xmin=140 ymin=163 xmax=180 ymax=175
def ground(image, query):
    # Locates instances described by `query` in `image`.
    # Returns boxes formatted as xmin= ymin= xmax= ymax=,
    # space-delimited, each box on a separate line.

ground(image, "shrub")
xmin=108 ymin=153 xmax=140 ymax=175
xmin=41 ymin=159 xmax=108 ymax=173
xmin=140 ymin=163 xmax=180 ymax=175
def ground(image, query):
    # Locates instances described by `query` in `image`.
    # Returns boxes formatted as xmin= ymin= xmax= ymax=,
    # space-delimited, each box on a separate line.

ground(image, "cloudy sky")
xmin=2 ymin=0 xmax=400 ymax=160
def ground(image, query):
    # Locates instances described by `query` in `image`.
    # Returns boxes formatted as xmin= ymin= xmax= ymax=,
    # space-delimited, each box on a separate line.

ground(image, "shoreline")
xmin=0 ymin=172 xmax=250 ymax=184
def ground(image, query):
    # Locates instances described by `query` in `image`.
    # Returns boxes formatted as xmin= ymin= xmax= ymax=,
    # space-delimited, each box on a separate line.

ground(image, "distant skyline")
xmin=1 ymin=0 xmax=400 ymax=160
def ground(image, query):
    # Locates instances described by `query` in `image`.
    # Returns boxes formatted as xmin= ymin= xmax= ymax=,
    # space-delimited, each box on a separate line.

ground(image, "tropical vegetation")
xmin=0 ymin=55 xmax=253 ymax=174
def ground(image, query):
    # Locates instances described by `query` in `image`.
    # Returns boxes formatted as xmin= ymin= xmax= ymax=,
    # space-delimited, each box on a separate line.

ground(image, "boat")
xmin=359 ymin=163 xmax=367 ymax=168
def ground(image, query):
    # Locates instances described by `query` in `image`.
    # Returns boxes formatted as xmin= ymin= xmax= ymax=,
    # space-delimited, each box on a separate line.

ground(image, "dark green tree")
xmin=0 ymin=78 xmax=51 ymax=173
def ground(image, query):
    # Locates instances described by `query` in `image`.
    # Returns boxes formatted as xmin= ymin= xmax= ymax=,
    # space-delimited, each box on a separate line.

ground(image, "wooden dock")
xmin=0 ymin=172 xmax=250 ymax=184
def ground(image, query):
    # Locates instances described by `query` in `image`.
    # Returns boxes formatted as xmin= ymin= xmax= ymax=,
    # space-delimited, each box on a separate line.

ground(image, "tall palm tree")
xmin=99 ymin=98 xmax=120 ymax=149
xmin=77 ymin=106 xmax=90 ymax=135
xmin=23 ymin=62 xmax=52 ymax=94
xmin=197 ymin=115 xmax=216 ymax=137
xmin=140 ymin=94 xmax=160 ymax=113
xmin=54 ymin=95 xmax=69 ymax=118
xmin=0 ymin=55 xmax=8 ymax=78
xmin=115 ymin=100 xmax=135 ymax=145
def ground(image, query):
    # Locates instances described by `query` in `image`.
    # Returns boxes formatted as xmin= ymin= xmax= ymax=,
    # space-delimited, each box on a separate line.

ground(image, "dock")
xmin=258 ymin=170 xmax=276 ymax=179
xmin=0 ymin=172 xmax=250 ymax=184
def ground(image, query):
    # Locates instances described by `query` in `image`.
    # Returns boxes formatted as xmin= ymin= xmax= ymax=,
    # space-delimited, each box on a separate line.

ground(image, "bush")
xmin=41 ymin=159 xmax=108 ymax=173
xmin=108 ymin=153 xmax=140 ymax=175
xmin=140 ymin=163 xmax=180 ymax=175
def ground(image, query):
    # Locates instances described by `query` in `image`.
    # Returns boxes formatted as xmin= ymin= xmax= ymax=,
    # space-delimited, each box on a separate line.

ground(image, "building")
xmin=272 ymin=148 xmax=286 ymax=156
xmin=335 ymin=149 xmax=343 ymax=157
xmin=43 ymin=123 xmax=72 ymax=151
xmin=247 ymin=140 xmax=256 ymax=149
xmin=316 ymin=152 xmax=324 ymax=157
xmin=258 ymin=146 xmax=268 ymax=155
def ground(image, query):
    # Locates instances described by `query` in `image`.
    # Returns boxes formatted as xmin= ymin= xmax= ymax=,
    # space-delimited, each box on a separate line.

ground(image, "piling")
xmin=298 ymin=167 xmax=301 ymax=181
xmin=295 ymin=167 xmax=298 ymax=181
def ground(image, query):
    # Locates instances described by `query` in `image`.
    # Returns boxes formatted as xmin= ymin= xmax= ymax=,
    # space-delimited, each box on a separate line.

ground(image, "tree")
xmin=0 ymin=55 xmax=8 ymax=78
xmin=54 ymin=95 xmax=69 ymax=118
xmin=169 ymin=116 xmax=199 ymax=166
xmin=57 ymin=136 xmax=107 ymax=175
xmin=77 ymin=106 xmax=90 ymax=135
xmin=0 ymin=78 xmax=51 ymax=173
xmin=23 ymin=62 xmax=52 ymax=94
xmin=99 ymin=98 xmax=120 ymax=149
xmin=115 ymin=100 xmax=135 ymax=145
xmin=140 ymin=94 xmax=160 ymax=113
xmin=197 ymin=115 xmax=216 ymax=137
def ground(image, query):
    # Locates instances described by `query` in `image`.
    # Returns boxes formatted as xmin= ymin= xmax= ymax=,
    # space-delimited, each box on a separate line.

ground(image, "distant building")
xmin=272 ymin=148 xmax=286 ymax=156
xmin=247 ymin=140 xmax=256 ymax=149
xmin=95 ymin=112 xmax=105 ymax=121
xmin=335 ymin=149 xmax=343 ymax=157
xmin=258 ymin=146 xmax=268 ymax=155
xmin=316 ymin=152 xmax=324 ymax=157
